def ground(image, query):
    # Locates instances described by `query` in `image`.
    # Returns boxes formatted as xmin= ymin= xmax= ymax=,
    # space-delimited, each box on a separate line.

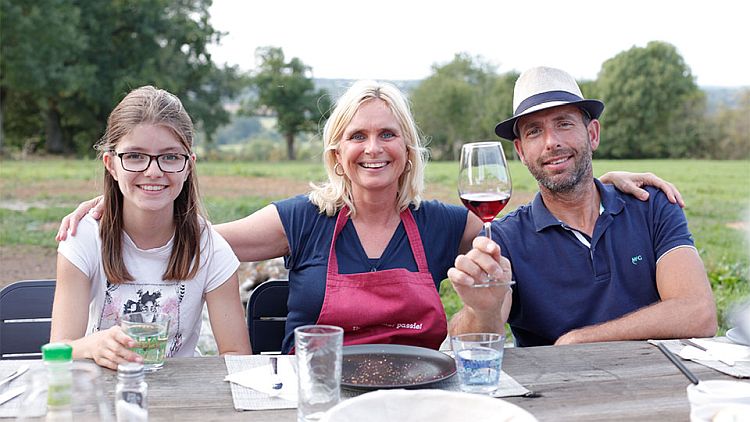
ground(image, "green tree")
xmin=595 ymin=41 xmax=703 ymax=158
xmin=246 ymin=47 xmax=331 ymax=160
xmin=0 ymin=0 xmax=241 ymax=155
xmin=0 ymin=0 xmax=91 ymax=153
xmin=711 ymin=89 xmax=750 ymax=159
xmin=411 ymin=54 xmax=515 ymax=160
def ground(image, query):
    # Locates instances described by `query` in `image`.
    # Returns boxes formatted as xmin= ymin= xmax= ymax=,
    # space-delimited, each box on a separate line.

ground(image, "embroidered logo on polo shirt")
xmin=631 ymin=255 xmax=643 ymax=265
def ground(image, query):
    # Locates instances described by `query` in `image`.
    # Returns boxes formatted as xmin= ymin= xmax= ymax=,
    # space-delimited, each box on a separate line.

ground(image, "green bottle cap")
xmin=41 ymin=343 xmax=73 ymax=362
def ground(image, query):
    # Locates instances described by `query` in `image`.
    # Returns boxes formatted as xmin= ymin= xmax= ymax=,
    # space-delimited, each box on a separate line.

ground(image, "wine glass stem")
xmin=484 ymin=222 xmax=493 ymax=243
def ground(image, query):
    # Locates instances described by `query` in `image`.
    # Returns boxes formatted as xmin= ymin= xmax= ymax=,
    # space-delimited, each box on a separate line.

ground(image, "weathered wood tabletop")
xmin=4 ymin=340 xmax=743 ymax=421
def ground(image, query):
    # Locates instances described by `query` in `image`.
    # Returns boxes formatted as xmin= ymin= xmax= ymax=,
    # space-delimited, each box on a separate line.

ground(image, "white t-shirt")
xmin=57 ymin=214 xmax=240 ymax=357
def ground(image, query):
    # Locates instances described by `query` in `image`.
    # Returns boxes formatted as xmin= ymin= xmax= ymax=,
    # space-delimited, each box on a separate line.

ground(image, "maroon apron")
xmin=315 ymin=206 xmax=447 ymax=349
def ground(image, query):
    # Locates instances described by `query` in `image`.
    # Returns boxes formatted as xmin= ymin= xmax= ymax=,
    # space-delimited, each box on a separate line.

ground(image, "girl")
xmin=51 ymin=86 xmax=251 ymax=369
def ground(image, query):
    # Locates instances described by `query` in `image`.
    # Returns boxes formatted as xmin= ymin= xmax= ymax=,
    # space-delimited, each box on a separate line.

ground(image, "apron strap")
xmin=399 ymin=208 xmax=430 ymax=273
xmin=327 ymin=206 xmax=430 ymax=276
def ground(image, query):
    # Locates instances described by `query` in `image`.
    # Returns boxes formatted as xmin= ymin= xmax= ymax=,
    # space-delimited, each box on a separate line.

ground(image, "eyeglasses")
xmin=113 ymin=151 xmax=190 ymax=173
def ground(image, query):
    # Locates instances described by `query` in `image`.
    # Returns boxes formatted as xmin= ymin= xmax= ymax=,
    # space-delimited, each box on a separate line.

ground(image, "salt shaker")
xmin=116 ymin=362 xmax=148 ymax=422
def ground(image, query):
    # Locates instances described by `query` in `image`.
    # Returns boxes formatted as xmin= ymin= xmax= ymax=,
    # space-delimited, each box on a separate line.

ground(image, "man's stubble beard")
xmin=528 ymin=137 xmax=594 ymax=194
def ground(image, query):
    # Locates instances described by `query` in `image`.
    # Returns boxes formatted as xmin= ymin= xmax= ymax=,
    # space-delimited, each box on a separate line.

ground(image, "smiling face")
xmin=335 ymin=99 xmax=408 ymax=198
xmin=513 ymin=105 xmax=600 ymax=194
xmin=103 ymin=124 xmax=193 ymax=217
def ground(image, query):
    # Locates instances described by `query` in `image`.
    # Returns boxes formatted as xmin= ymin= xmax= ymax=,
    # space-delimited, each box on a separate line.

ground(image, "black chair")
xmin=246 ymin=279 xmax=289 ymax=354
xmin=0 ymin=279 xmax=56 ymax=359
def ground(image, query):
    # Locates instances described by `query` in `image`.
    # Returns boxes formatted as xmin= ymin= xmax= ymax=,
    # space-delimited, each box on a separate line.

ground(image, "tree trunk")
xmin=0 ymin=89 xmax=5 ymax=155
xmin=0 ymin=101 xmax=4 ymax=155
xmin=285 ymin=132 xmax=296 ymax=160
xmin=45 ymin=99 xmax=66 ymax=154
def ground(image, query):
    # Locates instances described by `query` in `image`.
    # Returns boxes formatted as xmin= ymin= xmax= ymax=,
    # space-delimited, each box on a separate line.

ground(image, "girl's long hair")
xmin=95 ymin=86 xmax=204 ymax=283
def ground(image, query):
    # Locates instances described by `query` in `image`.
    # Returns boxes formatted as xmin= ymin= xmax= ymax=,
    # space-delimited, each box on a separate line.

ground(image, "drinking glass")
xmin=16 ymin=361 xmax=113 ymax=421
xmin=451 ymin=332 xmax=505 ymax=394
xmin=295 ymin=325 xmax=343 ymax=422
xmin=121 ymin=312 xmax=171 ymax=372
xmin=458 ymin=141 xmax=514 ymax=287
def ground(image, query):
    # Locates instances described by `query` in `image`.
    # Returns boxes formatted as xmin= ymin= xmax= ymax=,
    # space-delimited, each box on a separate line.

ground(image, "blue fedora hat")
xmin=494 ymin=66 xmax=604 ymax=141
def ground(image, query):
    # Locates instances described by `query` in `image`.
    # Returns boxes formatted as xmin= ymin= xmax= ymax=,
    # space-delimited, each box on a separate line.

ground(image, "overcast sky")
xmin=207 ymin=0 xmax=749 ymax=87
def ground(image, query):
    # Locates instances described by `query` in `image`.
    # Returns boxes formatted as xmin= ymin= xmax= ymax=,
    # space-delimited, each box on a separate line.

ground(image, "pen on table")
xmin=656 ymin=341 xmax=700 ymax=385
xmin=270 ymin=356 xmax=282 ymax=390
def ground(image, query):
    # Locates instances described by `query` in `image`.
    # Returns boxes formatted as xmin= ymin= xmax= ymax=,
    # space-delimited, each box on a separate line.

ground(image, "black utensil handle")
xmin=657 ymin=341 xmax=700 ymax=385
xmin=270 ymin=356 xmax=279 ymax=375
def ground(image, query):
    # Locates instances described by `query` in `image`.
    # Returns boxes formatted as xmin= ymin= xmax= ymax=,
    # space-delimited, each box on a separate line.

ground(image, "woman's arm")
xmin=57 ymin=199 xmax=290 ymax=263
xmin=50 ymin=255 xmax=142 ymax=370
xmin=205 ymin=272 xmax=252 ymax=355
xmin=215 ymin=204 xmax=290 ymax=262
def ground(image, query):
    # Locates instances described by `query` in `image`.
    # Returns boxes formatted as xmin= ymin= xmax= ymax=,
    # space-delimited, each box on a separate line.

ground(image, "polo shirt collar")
xmin=530 ymin=178 xmax=625 ymax=232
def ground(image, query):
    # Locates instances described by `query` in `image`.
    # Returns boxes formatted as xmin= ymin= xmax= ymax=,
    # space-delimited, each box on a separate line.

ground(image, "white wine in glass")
xmin=458 ymin=141 xmax=514 ymax=287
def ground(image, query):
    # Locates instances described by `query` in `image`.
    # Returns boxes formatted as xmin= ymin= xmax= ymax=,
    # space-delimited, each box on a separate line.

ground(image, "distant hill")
xmin=702 ymin=86 xmax=747 ymax=114
xmin=314 ymin=80 xmax=745 ymax=115
xmin=226 ymin=78 xmax=745 ymax=115
xmin=227 ymin=81 xmax=747 ymax=116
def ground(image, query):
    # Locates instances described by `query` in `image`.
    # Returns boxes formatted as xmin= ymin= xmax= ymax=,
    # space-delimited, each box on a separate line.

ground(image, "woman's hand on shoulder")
xmin=600 ymin=171 xmax=685 ymax=208
xmin=56 ymin=196 xmax=104 ymax=241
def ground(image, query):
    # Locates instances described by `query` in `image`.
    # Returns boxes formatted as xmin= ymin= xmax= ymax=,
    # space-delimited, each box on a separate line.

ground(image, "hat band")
xmin=514 ymin=90 xmax=584 ymax=116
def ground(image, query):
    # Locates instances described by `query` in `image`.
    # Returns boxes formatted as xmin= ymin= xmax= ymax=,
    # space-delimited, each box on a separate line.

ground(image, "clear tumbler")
xmin=294 ymin=325 xmax=343 ymax=422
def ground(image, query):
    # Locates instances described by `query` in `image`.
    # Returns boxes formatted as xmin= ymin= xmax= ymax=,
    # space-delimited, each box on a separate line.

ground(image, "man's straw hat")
xmin=494 ymin=66 xmax=604 ymax=140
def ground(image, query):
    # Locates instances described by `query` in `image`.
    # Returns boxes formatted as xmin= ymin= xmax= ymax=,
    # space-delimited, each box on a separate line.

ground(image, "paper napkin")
xmin=679 ymin=338 xmax=750 ymax=365
xmin=224 ymin=357 xmax=298 ymax=402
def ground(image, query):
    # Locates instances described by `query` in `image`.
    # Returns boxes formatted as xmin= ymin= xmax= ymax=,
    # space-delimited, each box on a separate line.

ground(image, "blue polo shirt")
xmin=492 ymin=179 xmax=695 ymax=347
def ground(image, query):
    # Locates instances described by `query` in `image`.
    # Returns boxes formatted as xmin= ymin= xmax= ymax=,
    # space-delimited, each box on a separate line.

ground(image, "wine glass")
xmin=458 ymin=141 xmax=514 ymax=288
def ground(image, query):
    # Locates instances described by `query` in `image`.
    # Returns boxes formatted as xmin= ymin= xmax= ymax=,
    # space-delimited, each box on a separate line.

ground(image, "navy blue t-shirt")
xmin=492 ymin=179 xmax=695 ymax=347
xmin=274 ymin=195 xmax=468 ymax=353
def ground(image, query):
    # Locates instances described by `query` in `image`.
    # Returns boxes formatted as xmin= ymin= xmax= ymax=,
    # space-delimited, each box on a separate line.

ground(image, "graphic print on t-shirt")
xmin=121 ymin=289 xmax=162 ymax=314
xmin=97 ymin=280 xmax=185 ymax=357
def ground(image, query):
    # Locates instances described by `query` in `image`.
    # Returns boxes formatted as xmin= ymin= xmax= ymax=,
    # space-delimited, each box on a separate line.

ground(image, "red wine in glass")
xmin=460 ymin=193 xmax=511 ymax=223
xmin=458 ymin=142 xmax=514 ymax=287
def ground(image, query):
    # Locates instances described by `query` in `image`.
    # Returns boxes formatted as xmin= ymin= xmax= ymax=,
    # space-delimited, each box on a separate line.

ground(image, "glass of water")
xmin=294 ymin=325 xmax=343 ymax=422
xmin=121 ymin=312 xmax=171 ymax=372
xmin=16 ymin=361 xmax=113 ymax=421
xmin=451 ymin=332 xmax=505 ymax=394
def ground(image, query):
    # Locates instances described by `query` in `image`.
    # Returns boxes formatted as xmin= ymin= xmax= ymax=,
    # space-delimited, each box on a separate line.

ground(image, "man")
xmin=448 ymin=66 xmax=717 ymax=346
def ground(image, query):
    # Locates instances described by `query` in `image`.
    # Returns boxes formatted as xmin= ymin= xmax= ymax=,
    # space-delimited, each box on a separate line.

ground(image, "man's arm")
xmin=447 ymin=237 xmax=513 ymax=336
xmin=555 ymin=247 xmax=717 ymax=344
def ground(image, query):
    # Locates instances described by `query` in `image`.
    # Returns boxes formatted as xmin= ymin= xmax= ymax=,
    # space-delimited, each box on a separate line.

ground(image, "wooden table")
xmin=4 ymin=341 xmax=743 ymax=421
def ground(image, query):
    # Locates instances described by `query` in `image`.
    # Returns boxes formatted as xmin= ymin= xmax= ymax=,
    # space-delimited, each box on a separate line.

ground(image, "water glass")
xmin=16 ymin=361 xmax=113 ymax=421
xmin=451 ymin=332 xmax=505 ymax=394
xmin=294 ymin=325 xmax=343 ymax=422
xmin=121 ymin=312 xmax=171 ymax=372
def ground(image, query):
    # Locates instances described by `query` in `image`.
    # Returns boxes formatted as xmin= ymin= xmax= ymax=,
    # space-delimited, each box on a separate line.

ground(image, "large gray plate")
xmin=726 ymin=327 xmax=749 ymax=346
xmin=341 ymin=344 xmax=456 ymax=390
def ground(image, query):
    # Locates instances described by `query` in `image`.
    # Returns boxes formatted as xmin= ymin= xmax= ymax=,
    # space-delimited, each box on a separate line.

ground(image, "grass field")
xmin=1 ymin=158 xmax=748 ymax=332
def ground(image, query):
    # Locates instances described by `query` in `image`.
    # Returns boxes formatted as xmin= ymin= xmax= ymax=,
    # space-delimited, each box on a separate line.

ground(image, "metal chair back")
xmin=0 ymin=279 xmax=56 ymax=359
xmin=246 ymin=279 xmax=289 ymax=354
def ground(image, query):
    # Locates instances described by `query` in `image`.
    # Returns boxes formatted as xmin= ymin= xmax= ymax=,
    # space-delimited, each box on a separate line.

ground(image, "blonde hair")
xmin=308 ymin=80 xmax=428 ymax=217
xmin=95 ymin=85 xmax=204 ymax=283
